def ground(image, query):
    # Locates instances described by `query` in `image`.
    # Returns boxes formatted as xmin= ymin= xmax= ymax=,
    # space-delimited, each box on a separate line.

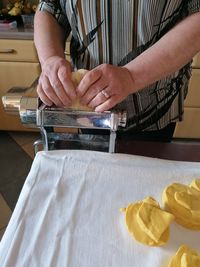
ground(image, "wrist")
xmin=123 ymin=62 xmax=149 ymax=93
xmin=39 ymin=48 xmax=66 ymax=66
xmin=122 ymin=66 xmax=138 ymax=94
xmin=40 ymin=55 xmax=70 ymax=70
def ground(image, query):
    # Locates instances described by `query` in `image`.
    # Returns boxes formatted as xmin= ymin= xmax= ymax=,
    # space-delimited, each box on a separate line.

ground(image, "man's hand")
xmin=37 ymin=56 xmax=76 ymax=106
xmin=76 ymin=64 xmax=135 ymax=112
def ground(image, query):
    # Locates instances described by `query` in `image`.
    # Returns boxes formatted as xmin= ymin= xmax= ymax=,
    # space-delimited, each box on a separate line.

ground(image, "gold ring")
xmin=101 ymin=89 xmax=110 ymax=99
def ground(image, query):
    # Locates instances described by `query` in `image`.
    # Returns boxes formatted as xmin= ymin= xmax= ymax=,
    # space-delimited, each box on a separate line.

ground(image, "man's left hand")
xmin=76 ymin=64 xmax=135 ymax=112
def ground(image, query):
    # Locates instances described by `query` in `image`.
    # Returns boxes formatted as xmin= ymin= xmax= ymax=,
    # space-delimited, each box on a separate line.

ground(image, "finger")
xmin=87 ymin=87 xmax=110 ymax=108
xmin=48 ymin=73 xmax=72 ymax=106
xmin=41 ymin=76 xmax=64 ymax=106
xmin=76 ymin=69 xmax=102 ymax=97
xmin=58 ymin=66 xmax=77 ymax=100
xmin=37 ymin=84 xmax=53 ymax=106
xmin=95 ymin=96 xmax=118 ymax=112
xmin=80 ymin=80 xmax=108 ymax=105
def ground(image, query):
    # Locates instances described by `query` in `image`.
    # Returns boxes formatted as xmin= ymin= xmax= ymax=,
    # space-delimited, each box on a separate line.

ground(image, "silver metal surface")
xmin=2 ymin=78 xmax=127 ymax=153
xmin=20 ymin=97 xmax=37 ymax=127
xmin=2 ymin=94 xmax=22 ymax=115
xmin=109 ymin=131 xmax=116 ymax=153
xmin=2 ymin=86 xmax=29 ymax=115
xmin=2 ymin=79 xmax=38 ymax=127
xmin=37 ymin=132 xmax=110 ymax=152
xmin=36 ymin=104 xmax=124 ymax=131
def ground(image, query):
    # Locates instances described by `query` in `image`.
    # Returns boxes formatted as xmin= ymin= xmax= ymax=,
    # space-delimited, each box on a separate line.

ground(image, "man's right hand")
xmin=37 ymin=56 xmax=76 ymax=107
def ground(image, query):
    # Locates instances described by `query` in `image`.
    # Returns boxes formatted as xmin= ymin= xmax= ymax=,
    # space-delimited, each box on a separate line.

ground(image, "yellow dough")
xmin=175 ymin=191 xmax=200 ymax=220
xmin=70 ymin=69 xmax=93 ymax=111
xmin=137 ymin=202 xmax=174 ymax=243
xmin=121 ymin=196 xmax=174 ymax=246
xmin=162 ymin=181 xmax=200 ymax=230
xmin=71 ymin=69 xmax=88 ymax=86
xmin=168 ymin=245 xmax=200 ymax=267
xmin=175 ymin=191 xmax=200 ymax=211
xmin=181 ymin=253 xmax=200 ymax=267
xmin=190 ymin=179 xmax=200 ymax=192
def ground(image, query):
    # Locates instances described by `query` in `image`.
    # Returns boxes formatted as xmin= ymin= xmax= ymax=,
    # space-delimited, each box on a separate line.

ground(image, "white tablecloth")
xmin=0 ymin=150 xmax=200 ymax=267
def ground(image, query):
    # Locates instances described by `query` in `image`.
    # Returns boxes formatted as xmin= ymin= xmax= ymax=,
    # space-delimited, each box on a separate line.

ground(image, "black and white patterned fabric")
xmin=38 ymin=0 xmax=200 ymax=131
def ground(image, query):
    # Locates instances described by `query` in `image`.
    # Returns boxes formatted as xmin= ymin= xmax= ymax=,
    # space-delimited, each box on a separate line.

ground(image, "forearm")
xmin=34 ymin=10 xmax=68 ymax=66
xmin=125 ymin=12 xmax=200 ymax=92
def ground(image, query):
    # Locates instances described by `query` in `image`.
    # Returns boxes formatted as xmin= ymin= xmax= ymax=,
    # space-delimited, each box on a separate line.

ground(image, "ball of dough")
xmin=70 ymin=69 xmax=93 ymax=111
xmin=71 ymin=69 xmax=88 ymax=85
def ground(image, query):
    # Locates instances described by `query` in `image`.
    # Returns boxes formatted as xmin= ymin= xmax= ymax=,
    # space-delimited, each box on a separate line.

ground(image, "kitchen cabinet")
xmin=0 ymin=37 xmax=71 ymax=131
xmin=0 ymin=39 xmax=40 ymax=131
xmin=174 ymin=54 xmax=200 ymax=139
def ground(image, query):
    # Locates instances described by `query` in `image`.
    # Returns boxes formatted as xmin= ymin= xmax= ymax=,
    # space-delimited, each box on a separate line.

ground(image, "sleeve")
xmin=37 ymin=0 xmax=71 ymax=29
xmin=187 ymin=0 xmax=200 ymax=15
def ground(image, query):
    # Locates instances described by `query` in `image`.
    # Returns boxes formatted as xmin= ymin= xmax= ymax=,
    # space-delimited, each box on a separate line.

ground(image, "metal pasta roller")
xmin=2 ymin=79 xmax=127 ymax=153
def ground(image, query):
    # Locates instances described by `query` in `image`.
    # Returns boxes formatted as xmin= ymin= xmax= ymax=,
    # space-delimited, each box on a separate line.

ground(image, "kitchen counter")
xmin=117 ymin=139 xmax=200 ymax=162
xmin=0 ymin=27 xmax=33 ymax=40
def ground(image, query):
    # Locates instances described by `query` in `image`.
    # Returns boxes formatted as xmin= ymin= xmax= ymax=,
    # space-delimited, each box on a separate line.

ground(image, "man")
xmin=34 ymin=0 xmax=200 ymax=141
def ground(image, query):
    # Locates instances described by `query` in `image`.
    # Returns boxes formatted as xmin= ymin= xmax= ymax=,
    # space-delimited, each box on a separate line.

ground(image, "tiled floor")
xmin=0 ymin=131 xmax=40 ymax=241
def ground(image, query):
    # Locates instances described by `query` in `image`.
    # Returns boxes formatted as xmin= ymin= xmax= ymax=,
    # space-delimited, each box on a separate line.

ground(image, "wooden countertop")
xmin=0 ymin=27 xmax=33 ymax=40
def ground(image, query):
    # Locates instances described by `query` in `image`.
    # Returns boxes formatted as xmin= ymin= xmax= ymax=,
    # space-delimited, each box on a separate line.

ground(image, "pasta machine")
xmin=2 ymin=79 xmax=127 ymax=153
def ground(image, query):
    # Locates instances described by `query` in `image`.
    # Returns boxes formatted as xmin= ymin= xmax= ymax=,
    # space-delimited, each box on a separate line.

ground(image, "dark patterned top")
xmin=38 ymin=0 xmax=200 ymax=131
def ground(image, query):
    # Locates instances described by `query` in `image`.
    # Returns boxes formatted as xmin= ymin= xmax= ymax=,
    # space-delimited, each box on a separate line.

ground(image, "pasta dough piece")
xmin=181 ymin=253 xmax=200 ymax=267
xmin=121 ymin=197 xmax=173 ymax=246
xmin=175 ymin=191 xmax=200 ymax=211
xmin=137 ymin=202 xmax=174 ymax=243
xmin=168 ymin=245 xmax=199 ymax=267
xmin=70 ymin=69 xmax=93 ymax=111
xmin=190 ymin=179 xmax=200 ymax=192
xmin=162 ymin=182 xmax=200 ymax=230
xmin=71 ymin=69 xmax=88 ymax=86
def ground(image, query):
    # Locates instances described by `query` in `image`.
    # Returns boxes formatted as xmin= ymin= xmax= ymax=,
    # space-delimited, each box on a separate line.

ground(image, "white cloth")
xmin=0 ymin=150 xmax=200 ymax=267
